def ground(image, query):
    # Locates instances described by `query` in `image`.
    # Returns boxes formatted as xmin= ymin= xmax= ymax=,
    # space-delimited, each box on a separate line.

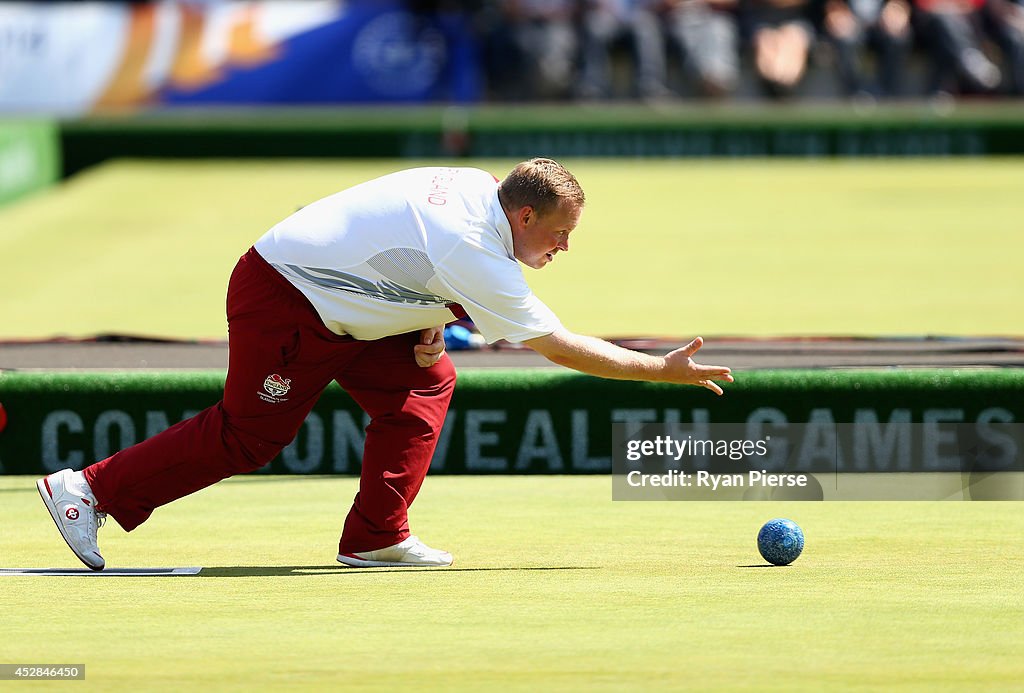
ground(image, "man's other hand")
xmin=415 ymin=326 xmax=447 ymax=368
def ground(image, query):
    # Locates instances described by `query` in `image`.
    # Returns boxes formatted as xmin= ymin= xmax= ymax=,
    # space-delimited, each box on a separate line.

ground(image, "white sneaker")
xmin=36 ymin=469 xmax=106 ymax=571
xmin=337 ymin=535 xmax=453 ymax=568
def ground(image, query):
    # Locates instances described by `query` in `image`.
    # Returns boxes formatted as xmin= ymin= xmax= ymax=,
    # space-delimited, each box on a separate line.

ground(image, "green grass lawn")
xmin=3 ymin=475 xmax=1023 ymax=691
xmin=1 ymin=158 xmax=1021 ymax=340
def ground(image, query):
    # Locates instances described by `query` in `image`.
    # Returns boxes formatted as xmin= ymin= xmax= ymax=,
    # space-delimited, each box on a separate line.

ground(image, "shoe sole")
xmin=36 ymin=478 xmax=104 ymax=572
xmin=336 ymin=553 xmax=453 ymax=568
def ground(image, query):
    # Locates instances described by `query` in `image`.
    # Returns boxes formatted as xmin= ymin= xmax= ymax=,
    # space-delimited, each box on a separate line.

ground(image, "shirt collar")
xmin=489 ymin=188 xmax=515 ymax=259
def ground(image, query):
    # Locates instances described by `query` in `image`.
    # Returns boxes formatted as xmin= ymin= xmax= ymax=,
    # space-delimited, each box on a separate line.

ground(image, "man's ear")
xmin=518 ymin=205 xmax=534 ymax=227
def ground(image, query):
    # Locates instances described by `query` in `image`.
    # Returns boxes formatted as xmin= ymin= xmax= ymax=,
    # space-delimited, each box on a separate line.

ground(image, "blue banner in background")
xmin=161 ymin=1 xmax=481 ymax=106
xmin=0 ymin=1 xmax=482 ymax=115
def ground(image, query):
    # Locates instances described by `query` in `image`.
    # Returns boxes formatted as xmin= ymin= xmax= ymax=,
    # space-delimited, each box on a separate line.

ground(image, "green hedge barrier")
xmin=59 ymin=104 xmax=1024 ymax=175
xmin=1 ymin=368 xmax=1021 ymax=475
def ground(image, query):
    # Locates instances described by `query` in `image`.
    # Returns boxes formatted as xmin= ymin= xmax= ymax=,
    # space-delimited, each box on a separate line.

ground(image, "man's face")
xmin=510 ymin=200 xmax=582 ymax=270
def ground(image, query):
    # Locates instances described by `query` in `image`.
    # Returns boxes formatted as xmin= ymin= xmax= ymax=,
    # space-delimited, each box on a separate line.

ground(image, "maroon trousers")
xmin=83 ymin=248 xmax=456 ymax=553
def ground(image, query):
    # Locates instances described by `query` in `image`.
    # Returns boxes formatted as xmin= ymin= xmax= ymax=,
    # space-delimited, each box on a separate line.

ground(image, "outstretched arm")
xmin=524 ymin=329 xmax=734 ymax=395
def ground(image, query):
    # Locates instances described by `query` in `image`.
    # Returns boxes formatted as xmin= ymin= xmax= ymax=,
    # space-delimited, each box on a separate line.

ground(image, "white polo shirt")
xmin=253 ymin=166 xmax=562 ymax=344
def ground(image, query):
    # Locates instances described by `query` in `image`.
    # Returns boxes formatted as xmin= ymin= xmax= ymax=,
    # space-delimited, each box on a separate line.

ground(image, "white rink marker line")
xmin=0 ymin=567 xmax=202 ymax=576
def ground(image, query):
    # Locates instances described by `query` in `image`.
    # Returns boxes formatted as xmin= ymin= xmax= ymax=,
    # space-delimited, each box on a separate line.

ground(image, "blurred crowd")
xmin=449 ymin=0 xmax=1024 ymax=100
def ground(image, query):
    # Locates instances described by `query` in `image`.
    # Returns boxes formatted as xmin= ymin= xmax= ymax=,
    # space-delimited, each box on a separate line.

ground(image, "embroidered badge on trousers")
xmin=259 ymin=374 xmax=292 ymax=403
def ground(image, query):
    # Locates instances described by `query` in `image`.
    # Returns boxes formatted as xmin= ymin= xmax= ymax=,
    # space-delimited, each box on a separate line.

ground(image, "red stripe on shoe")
xmin=44 ymin=477 xmax=53 ymax=498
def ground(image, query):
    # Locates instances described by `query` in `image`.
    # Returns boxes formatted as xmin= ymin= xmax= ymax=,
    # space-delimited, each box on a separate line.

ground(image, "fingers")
xmin=415 ymin=348 xmax=444 ymax=364
xmin=414 ymin=340 xmax=446 ymax=368
xmin=417 ymin=342 xmax=446 ymax=357
xmin=697 ymin=366 xmax=733 ymax=380
xmin=420 ymin=325 xmax=444 ymax=345
xmin=700 ymin=380 xmax=725 ymax=396
xmin=666 ymin=337 xmax=709 ymax=361
xmin=698 ymin=370 xmax=732 ymax=395
xmin=416 ymin=325 xmax=447 ymax=367
xmin=696 ymin=361 xmax=733 ymax=395
xmin=666 ymin=337 xmax=734 ymax=392
xmin=415 ymin=351 xmax=440 ymax=368
xmin=680 ymin=336 xmax=704 ymax=357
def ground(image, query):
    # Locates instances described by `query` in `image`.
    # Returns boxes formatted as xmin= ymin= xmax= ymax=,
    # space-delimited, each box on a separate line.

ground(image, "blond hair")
xmin=498 ymin=158 xmax=585 ymax=217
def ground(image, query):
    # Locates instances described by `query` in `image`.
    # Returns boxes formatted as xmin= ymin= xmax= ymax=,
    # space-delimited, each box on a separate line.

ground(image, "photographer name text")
xmin=625 ymin=469 xmax=809 ymax=490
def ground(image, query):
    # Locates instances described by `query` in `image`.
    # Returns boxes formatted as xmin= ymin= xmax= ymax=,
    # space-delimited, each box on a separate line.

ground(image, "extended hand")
xmin=663 ymin=337 xmax=734 ymax=395
xmin=414 ymin=325 xmax=447 ymax=368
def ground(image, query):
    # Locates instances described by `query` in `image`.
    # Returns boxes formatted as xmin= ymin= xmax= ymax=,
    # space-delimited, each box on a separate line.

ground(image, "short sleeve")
xmin=430 ymin=242 xmax=562 ymax=344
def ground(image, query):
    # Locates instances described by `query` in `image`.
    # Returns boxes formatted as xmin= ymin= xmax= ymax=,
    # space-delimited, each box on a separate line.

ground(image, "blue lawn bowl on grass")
xmin=757 ymin=519 xmax=805 ymax=566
